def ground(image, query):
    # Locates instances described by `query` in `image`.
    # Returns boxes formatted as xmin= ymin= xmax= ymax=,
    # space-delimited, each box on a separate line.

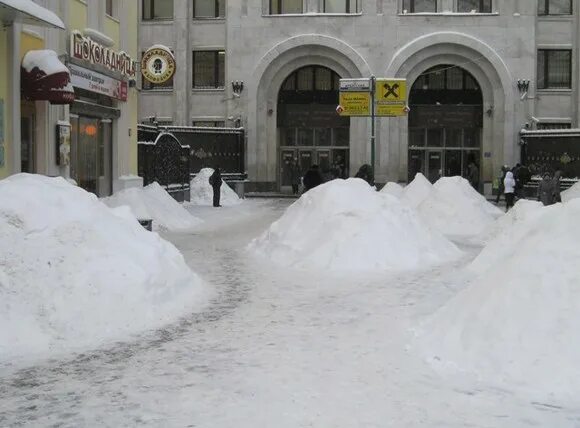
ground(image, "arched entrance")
xmin=407 ymin=65 xmax=483 ymax=184
xmin=277 ymin=65 xmax=350 ymax=190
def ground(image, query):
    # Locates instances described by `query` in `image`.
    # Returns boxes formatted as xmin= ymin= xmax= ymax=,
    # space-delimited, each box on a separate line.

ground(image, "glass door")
xmin=317 ymin=150 xmax=330 ymax=174
xmin=427 ymin=150 xmax=443 ymax=183
xmin=299 ymin=150 xmax=313 ymax=175
xmin=280 ymin=149 xmax=296 ymax=187
xmin=98 ymin=120 xmax=113 ymax=197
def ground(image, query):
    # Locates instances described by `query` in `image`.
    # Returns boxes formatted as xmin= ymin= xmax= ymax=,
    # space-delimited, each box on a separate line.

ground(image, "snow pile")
xmin=479 ymin=199 xmax=543 ymax=244
xmin=249 ymin=178 xmax=461 ymax=272
xmin=421 ymin=200 xmax=580 ymax=402
xmin=104 ymin=182 xmax=202 ymax=231
xmin=0 ymin=174 xmax=206 ymax=362
xmin=416 ymin=176 xmax=503 ymax=238
xmin=561 ymin=180 xmax=580 ymax=202
xmin=189 ymin=168 xmax=242 ymax=206
xmin=380 ymin=181 xmax=404 ymax=198
xmin=400 ymin=173 xmax=433 ymax=208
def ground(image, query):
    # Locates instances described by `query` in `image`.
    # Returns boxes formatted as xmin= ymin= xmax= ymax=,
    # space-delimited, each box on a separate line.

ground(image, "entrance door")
xmin=317 ymin=150 xmax=330 ymax=173
xmin=427 ymin=150 xmax=442 ymax=183
xmin=408 ymin=149 xmax=425 ymax=182
xmin=444 ymin=150 xmax=462 ymax=177
xmin=299 ymin=150 xmax=313 ymax=174
xmin=20 ymin=103 xmax=35 ymax=173
xmin=98 ymin=120 xmax=113 ymax=197
xmin=280 ymin=149 xmax=296 ymax=187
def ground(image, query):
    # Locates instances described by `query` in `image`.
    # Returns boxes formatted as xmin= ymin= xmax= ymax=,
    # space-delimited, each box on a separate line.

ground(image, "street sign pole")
xmin=370 ymin=75 xmax=376 ymax=176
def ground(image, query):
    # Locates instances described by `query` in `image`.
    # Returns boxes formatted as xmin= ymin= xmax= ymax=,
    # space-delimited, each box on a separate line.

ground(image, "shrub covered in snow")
xmin=189 ymin=168 xmax=242 ymax=206
xmin=249 ymin=178 xmax=461 ymax=272
xmin=420 ymin=200 xmax=580 ymax=402
xmin=0 ymin=174 xmax=206 ymax=363
xmin=103 ymin=182 xmax=202 ymax=231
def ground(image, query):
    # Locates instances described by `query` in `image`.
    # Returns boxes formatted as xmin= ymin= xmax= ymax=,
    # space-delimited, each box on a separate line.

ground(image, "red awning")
xmin=21 ymin=50 xmax=75 ymax=105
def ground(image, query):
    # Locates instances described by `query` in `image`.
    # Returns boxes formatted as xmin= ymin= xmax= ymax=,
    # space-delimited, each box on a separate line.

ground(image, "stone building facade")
xmin=139 ymin=0 xmax=579 ymax=192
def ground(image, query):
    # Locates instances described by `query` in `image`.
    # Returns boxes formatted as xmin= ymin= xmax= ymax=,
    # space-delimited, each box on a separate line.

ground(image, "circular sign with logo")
xmin=141 ymin=45 xmax=176 ymax=84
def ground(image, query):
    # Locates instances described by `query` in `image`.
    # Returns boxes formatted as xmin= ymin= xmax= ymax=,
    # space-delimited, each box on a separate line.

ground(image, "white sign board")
xmin=339 ymin=78 xmax=371 ymax=92
xmin=69 ymin=63 xmax=127 ymax=101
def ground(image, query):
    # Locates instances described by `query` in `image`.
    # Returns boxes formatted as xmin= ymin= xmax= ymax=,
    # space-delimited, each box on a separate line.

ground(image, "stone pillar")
xmin=174 ymin=0 xmax=190 ymax=125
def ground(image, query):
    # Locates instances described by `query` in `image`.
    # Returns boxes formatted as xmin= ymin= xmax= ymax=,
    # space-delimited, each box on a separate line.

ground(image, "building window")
xmin=537 ymin=122 xmax=572 ymax=130
xmin=141 ymin=51 xmax=174 ymax=90
xmin=538 ymin=0 xmax=572 ymax=15
xmin=323 ymin=0 xmax=360 ymax=13
xmin=457 ymin=0 xmax=492 ymax=13
xmin=194 ymin=0 xmax=225 ymax=18
xmin=270 ymin=0 xmax=303 ymax=14
xmin=142 ymin=0 xmax=173 ymax=20
xmin=192 ymin=51 xmax=225 ymax=89
xmin=106 ymin=0 xmax=115 ymax=17
xmin=192 ymin=120 xmax=225 ymax=127
xmin=537 ymin=50 xmax=572 ymax=89
xmin=402 ymin=0 xmax=437 ymax=13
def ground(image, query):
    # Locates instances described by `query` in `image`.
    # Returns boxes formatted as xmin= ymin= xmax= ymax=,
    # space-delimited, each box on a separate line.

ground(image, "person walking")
xmin=553 ymin=170 xmax=562 ymax=203
xmin=289 ymin=158 xmax=301 ymax=195
xmin=209 ymin=167 xmax=223 ymax=207
xmin=503 ymin=170 xmax=516 ymax=212
xmin=537 ymin=172 xmax=555 ymax=206
xmin=302 ymin=164 xmax=324 ymax=192
xmin=516 ymin=163 xmax=532 ymax=198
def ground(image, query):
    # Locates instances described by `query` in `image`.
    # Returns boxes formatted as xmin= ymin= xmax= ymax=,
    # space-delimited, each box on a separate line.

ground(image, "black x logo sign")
xmin=383 ymin=83 xmax=399 ymax=99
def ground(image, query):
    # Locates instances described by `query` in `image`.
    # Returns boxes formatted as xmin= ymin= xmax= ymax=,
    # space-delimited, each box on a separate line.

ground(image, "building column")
xmin=174 ymin=0 xmax=190 ymax=125
xmin=8 ymin=23 xmax=21 ymax=175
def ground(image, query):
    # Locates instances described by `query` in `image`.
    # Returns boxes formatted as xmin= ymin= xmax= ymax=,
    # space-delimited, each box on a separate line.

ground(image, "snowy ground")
xmin=1 ymin=199 xmax=579 ymax=427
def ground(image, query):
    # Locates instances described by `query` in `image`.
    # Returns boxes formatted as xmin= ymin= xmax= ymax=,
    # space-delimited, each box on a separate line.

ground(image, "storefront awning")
xmin=0 ymin=0 xmax=64 ymax=29
xmin=21 ymin=50 xmax=75 ymax=105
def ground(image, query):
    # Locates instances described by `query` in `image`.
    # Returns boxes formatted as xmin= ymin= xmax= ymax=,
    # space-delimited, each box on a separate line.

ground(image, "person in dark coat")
xmin=467 ymin=161 xmax=480 ymax=191
xmin=495 ymin=165 xmax=508 ymax=204
xmin=515 ymin=163 xmax=532 ymax=198
xmin=289 ymin=158 xmax=301 ymax=195
xmin=355 ymin=164 xmax=375 ymax=186
xmin=537 ymin=172 xmax=555 ymax=206
xmin=553 ymin=170 xmax=562 ymax=203
xmin=209 ymin=167 xmax=223 ymax=207
xmin=302 ymin=164 xmax=324 ymax=192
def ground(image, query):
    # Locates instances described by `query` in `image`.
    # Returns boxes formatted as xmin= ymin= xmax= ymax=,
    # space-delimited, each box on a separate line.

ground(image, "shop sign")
xmin=141 ymin=45 xmax=176 ymax=84
xmin=338 ymin=92 xmax=371 ymax=116
xmin=339 ymin=78 xmax=371 ymax=92
xmin=71 ymin=30 xmax=136 ymax=78
xmin=69 ymin=63 xmax=128 ymax=101
xmin=375 ymin=78 xmax=407 ymax=117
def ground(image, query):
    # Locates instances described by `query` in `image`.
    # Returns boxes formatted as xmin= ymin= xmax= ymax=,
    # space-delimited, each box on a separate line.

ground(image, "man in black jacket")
xmin=209 ymin=167 xmax=223 ymax=207
xmin=302 ymin=164 xmax=324 ymax=192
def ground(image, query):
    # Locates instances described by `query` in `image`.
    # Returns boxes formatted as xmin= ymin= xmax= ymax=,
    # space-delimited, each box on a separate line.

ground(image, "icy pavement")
xmin=1 ymin=199 xmax=579 ymax=427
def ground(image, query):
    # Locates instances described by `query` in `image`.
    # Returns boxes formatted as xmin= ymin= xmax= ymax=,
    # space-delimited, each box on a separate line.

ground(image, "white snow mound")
xmin=249 ymin=178 xmax=461 ymax=272
xmin=0 ymin=174 xmax=206 ymax=363
xmin=189 ymin=168 xmax=242 ymax=206
xmin=561 ymin=180 xmax=580 ymax=202
xmin=400 ymin=173 xmax=433 ymax=208
xmin=104 ymin=182 xmax=202 ymax=231
xmin=417 ymin=176 xmax=503 ymax=238
xmin=479 ymin=199 xmax=543 ymax=244
xmin=380 ymin=181 xmax=404 ymax=198
xmin=421 ymin=200 xmax=580 ymax=402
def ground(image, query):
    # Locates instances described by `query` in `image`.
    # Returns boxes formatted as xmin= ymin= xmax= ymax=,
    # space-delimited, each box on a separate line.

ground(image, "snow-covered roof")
xmin=0 ymin=0 xmax=65 ymax=29
xmin=22 ymin=49 xmax=68 ymax=74
xmin=521 ymin=128 xmax=580 ymax=138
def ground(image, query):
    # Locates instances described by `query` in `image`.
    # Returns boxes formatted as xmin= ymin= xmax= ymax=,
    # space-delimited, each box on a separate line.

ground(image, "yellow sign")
xmin=338 ymin=92 xmax=371 ymax=116
xmin=141 ymin=45 xmax=176 ymax=84
xmin=376 ymin=78 xmax=407 ymax=117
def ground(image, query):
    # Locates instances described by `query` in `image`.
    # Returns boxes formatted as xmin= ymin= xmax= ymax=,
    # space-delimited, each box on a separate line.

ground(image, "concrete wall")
xmin=0 ymin=29 xmax=11 ymax=179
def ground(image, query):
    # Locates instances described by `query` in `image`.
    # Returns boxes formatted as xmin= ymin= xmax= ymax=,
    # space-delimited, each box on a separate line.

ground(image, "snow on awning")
xmin=0 ymin=0 xmax=65 ymax=29
xmin=21 ymin=50 xmax=75 ymax=105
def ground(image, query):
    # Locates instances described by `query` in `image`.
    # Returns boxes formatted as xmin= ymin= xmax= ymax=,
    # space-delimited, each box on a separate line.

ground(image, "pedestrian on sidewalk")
xmin=355 ymin=164 xmax=375 ymax=186
xmin=495 ymin=165 xmax=508 ymax=204
xmin=553 ymin=170 xmax=562 ymax=203
xmin=467 ymin=161 xmax=480 ymax=192
xmin=290 ymin=158 xmax=301 ymax=195
xmin=302 ymin=164 xmax=323 ymax=193
xmin=503 ymin=170 xmax=516 ymax=212
xmin=209 ymin=167 xmax=223 ymax=207
xmin=537 ymin=172 xmax=555 ymax=206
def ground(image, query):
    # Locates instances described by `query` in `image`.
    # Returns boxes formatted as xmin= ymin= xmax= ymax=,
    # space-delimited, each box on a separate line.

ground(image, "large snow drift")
xmin=104 ymin=182 xmax=202 ymax=231
xmin=400 ymin=173 xmax=433 ymax=208
xmin=249 ymin=178 xmax=461 ymax=272
xmin=561 ymin=180 xmax=580 ymax=202
xmin=479 ymin=199 xmax=543 ymax=244
xmin=421 ymin=200 xmax=580 ymax=402
xmin=416 ymin=176 xmax=503 ymax=238
xmin=0 ymin=174 xmax=206 ymax=362
xmin=189 ymin=168 xmax=242 ymax=206
xmin=379 ymin=181 xmax=404 ymax=198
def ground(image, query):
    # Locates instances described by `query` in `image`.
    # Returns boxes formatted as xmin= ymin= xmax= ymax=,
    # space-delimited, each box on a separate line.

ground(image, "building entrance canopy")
xmin=0 ymin=0 xmax=64 ymax=29
xmin=21 ymin=50 xmax=75 ymax=105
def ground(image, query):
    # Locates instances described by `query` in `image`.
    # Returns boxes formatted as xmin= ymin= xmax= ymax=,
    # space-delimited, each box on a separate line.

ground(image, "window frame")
xmin=402 ymin=0 xmax=438 ymax=13
xmin=193 ymin=0 xmax=225 ymax=18
xmin=269 ymin=0 xmax=304 ymax=14
xmin=106 ymin=0 xmax=115 ymax=18
xmin=322 ymin=0 xmax=360 ymax=13
xmin=192 ymin=50 xmax=226 ymax=90
xmin=538 ymin=0 xmax=573 ymax=15
xmin=537 ymin=49 xmax=573 ymax=90
xmin=142 ymin=0 xmax=174 ymax=21
xmin=456 ymin=0 xmax=492 ymax=13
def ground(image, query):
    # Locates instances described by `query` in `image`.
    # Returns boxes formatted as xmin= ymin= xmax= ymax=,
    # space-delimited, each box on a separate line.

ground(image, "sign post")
xmin=370 ymin=75 xmax=376 ymax=175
